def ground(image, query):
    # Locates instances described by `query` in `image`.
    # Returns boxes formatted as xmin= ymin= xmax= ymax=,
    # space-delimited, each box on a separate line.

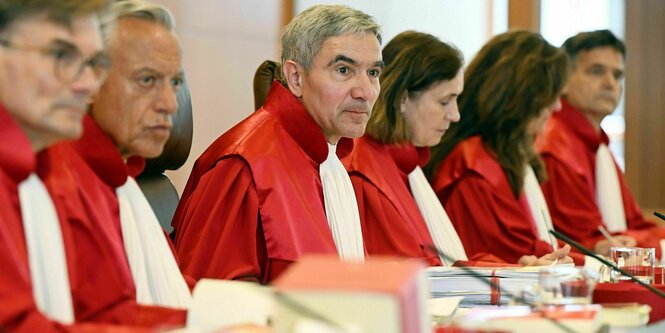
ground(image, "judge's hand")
xmin=594 ymin=235 xmax=637 ymax=256
xmin=214 ymin=324 xmax=274 ymax=333
xmin=518 ymin=244 xmax=573 ymax=266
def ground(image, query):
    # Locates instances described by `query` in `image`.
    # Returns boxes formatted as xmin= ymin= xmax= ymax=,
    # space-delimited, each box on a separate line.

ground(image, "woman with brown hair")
xmin=426 ymin=30 xmax=578 ymax=265
xmin=345 ymin=31 xmax=570 ymax=266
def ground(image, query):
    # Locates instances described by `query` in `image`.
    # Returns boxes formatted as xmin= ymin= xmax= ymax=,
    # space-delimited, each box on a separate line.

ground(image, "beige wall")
xmin=153 ymin=0 xmax=500 ymax=194
xmin=153 ymin=0 xmax=282 ymax=193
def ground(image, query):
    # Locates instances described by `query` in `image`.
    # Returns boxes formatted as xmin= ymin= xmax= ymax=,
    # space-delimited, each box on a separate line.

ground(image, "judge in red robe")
xmin=172 ymin=7 xmax=384 ymax=283
xmin=0 ymin=1 xmax=161 ymax=330
xmin=539 ymin=101 xmax=665 ymax=255
xmin=538 ymin=30 xmax=665 ymax=257
xmin=39 ymin=117 xmax=187 ymax=328
xmin=427 ymin=31 xmax=579 ymax=265
xmin=345 ymin=32 xmax=506 ymax=266
xmin=37 ymin=4 xmax=191 ymax=329
xmin=173 ymin=82 xmax=355 ymax=282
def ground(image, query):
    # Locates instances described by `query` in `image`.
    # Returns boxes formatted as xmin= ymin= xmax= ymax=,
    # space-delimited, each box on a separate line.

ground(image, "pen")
xmin=598 ymin=225 xmax=619 ymax=247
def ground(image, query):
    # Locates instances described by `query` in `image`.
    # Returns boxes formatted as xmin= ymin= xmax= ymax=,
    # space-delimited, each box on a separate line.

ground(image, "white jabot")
xmin=19 ymin=173 xmax=74 ymax=323
xmin=319 ymin=143 xmax=365 ymax=262
xmin=596 ymin=143 xmax=626 ymax=232
xmin=116 ymin=177 xmax=192 ymax=309
xmin=408 ymin=166 xmax=467 ymax=266
xmin=523 ymin=166 xmax=558 ymax=249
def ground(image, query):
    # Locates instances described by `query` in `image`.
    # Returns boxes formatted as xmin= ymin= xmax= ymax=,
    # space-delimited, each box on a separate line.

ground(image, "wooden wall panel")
xmin=281 ymin=0 xmax=294 ymax=30
xmin=625 ymin=0 xmax=665 ymax=220
xmin=508 ymin=0 xmax=540 ymax=31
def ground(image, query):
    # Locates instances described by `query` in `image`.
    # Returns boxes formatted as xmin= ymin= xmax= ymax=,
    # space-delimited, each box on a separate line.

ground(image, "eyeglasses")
xmin=0 ymin=38 xmax=110 ymax=84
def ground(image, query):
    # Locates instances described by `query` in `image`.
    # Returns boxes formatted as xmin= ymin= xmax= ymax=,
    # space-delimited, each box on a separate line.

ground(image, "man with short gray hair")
xmin=172 ymin=5 xmax=385 ymax=283
xmin=39 ymin=0 xmax=191 ymax=327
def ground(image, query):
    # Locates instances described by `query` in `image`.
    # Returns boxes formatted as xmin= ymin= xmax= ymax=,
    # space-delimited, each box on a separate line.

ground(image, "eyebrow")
xmin=50 ymin=38 xmax=78 ymax=51
xmin=326 ymin=54 xmax=385 ymax=69
xmin=134 ymin=66 xmax=185 ymax=79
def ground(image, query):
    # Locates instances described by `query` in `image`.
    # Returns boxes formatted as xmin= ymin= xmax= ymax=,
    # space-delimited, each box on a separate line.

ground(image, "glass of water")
xmin=537 ymin=266 xmax=595 ymax=305
xmin=609 ymin=247 xmax=655 ymax=284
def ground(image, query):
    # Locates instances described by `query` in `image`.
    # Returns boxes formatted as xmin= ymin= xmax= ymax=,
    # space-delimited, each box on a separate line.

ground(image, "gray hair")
xmin=281 ymin=5 xmax=381 ymax=72
xmin=101 ymin=0 xmax=175 ymax=50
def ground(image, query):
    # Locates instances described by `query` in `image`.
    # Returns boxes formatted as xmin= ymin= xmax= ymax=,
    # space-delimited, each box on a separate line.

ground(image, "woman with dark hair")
xmin=426 ymin=31 xmax=577 ymax=265
xmin=345 ymin=31 xmax=569 ymax=266
xmin=345 ymin=31 xmax=463 ymax=266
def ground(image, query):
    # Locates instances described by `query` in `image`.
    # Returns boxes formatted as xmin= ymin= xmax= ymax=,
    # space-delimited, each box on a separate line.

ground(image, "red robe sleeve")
xmin=350 ymin=173 xmax=441 ymax=266
xmin=439 ymin=171 xmax=554 ymax=264
xmin=541 ymin=155 xmax=608 ymax=250
xmin=174 ymin=157 xmax=267 ymax=283
xmin=542 ymin=155 xmax=665 ymax=257
xmin=542 ymin=154 xmax=665 ymax=252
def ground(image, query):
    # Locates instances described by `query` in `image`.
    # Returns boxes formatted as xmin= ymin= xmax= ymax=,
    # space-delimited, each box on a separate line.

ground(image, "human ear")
xmin=282 ymin=60 xmax=303 ymax=98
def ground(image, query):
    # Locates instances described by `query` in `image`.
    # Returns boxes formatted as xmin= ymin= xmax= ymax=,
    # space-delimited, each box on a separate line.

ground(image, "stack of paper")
xmin=427 ymin=266 xmax=544 ymax=306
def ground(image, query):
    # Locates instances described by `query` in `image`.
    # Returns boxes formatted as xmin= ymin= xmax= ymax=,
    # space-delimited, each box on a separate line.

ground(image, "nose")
xmin=155 ymin=82 xmax=179 ymax=115
xmin=447 ymin=101 xmax=461 ymax=122
xmin=350 ymin=72 xmax=378 ymax=103
xmin=70 ymin=65 xmax=101 ymax=98
xmin=602 ymin=71 xmax=619 ymax=90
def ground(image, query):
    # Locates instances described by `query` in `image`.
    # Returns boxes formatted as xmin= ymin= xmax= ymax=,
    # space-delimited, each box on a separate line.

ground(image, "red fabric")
xmin=431 ymin=136 xmax=560 ymax=264
xmin=172 ymin=81 xmax=351 ymax=283
xmin=0 ymin=106 xmax=156 ymax=332
xmin=344 ymin=136 xmax=441 ymax=265
xmin=345 ymin=136 xmax=515 ymax=266
xmin=38 ymin=116 xmax=186 ymax=328
xmin=538 ymin=99 xmax=665 ymax=257
xmin=593 ymin=283 xmax=665 ymax=324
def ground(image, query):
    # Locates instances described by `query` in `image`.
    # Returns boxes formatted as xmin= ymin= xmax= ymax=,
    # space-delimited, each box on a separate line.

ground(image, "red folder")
xmin=593 ymin=283 xmax=665 ymax=323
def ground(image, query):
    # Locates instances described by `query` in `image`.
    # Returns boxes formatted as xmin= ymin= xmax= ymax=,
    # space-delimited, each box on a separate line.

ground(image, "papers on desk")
xmin=427 ymin=266 xmax=547 ymax=306
xmin=186 ymin=279 xmax=275 ymax=332
xmin=453 ymin=304 xmax=602 ymax=333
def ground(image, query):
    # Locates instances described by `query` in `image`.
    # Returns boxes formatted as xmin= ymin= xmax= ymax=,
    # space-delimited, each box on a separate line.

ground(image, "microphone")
xmin=653 ymin=211 xmax=665 ymax=222
xmin=548 ymin=229 xmax=665 ymax=299
xmin=426 ymin=244 xmax=581 ymax=333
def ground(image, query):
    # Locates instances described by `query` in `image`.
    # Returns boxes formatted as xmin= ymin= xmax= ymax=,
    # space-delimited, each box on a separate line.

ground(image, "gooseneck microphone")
xmin=426 ymin=244 xmax=580 ymax=333
xmin=548 ymin=229 xmax=665 ymax=299
xmin=653 ymin=211 xmax=665 ymax=222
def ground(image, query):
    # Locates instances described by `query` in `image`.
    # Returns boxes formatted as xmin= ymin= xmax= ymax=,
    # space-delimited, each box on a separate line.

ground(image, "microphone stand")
xmin=426 ymin=245 xmax=581 ymax=333
xmin=549 ymin=229 xmax=665 ymax=299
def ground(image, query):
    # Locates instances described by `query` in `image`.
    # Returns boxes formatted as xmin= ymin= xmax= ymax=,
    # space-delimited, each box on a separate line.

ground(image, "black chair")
xmin=253 ymin=60 xmax=282 ymax=110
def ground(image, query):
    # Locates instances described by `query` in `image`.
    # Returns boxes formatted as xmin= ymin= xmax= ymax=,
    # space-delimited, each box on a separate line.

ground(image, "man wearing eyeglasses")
xmin=36 ymin=0 xmax=272 ymax=331
xmin=0 ymin=0 xmax=125 ymax=331
xmin=34 ymin=0 xmax=195 ymax=329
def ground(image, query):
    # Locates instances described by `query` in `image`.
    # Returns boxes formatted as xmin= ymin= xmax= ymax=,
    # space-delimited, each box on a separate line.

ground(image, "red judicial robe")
xmin=38 ymin=116 xmax=186 ymax=329
xmin=344 ymin=136 xmax=441 ymax=266
xmin=172 ymin=81 xmax=349 ymax=283
xmin=431 ymin=136 xmax=561 ymax=264
xmin=538 ymin=99 xmax=665 ymax=255
xmin=0 ymin=105 xmax=152 ymax=332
